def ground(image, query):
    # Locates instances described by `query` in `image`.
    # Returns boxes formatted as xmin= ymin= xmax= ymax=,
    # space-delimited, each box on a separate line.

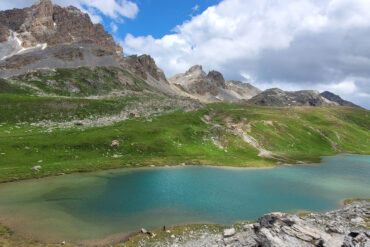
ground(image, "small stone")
xmin=61 ymin=240 xmax=66 ymax=245
xmin=350 ymin=217 xmax=364 ymax=225
xmin=223 ymin=228 xmax=236 ymax=238
xmin=315 ymin=239 xmax=325 ymax=247
xmin=243 ymin=224 xmax=253 ymax=231
xmin=74 ymin=121 xmax=84 ymax=126
xmin=32 ymin=165 xmax=42 ymax=171
xmin=111 ymin=140 xmax=120 ymax=147
xmin=342 ymin=236 xmax=353 ymax=247
xmin=171 ymin=234 xmax=175 ymax=238
xmin=141 ymin=228 xmax=148 ymax=234
xmin=354 ymin=233 xmax=367 ymax=243
xmin=38 ymin=160 xmax=43 ymax=163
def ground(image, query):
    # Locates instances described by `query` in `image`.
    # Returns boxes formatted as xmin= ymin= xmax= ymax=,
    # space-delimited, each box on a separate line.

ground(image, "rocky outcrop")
xmin=248 ymin=88 xmax=338 ymax=107
xmin=0 ymin=0 xmax=122 ymax=55
xmin=0 ymin=42 xmax=119 ymax=78
xmin=0 ymin=23 xmax=10 ymax=42
xmin=137 ymin=201 xmax=370 ymax=247
xmin=120 ymin=55 xmax=168 ymax=83
xmin=0 ymin=0 xmax=123 ymax=77
xmin=238 ymin=201 xmax=370 ymax=247
xmin=169 ymin=65 xmax=261 ymax=102
xmin=226 ymin=80 xmax=262 ymax=100
xmin=320 ymin=91 xmax=361 ymax=108
xmin=119 ymin=54 xmax=177 ymax=95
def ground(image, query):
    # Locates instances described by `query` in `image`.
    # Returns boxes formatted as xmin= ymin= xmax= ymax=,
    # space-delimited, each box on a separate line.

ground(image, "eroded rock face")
xmin=0 ymin=0 xmax=124 ymax=77
xmin=207 ymin=70 xmax=226 ymax=89
xmin=320 ymin=91 xmax=361 ymax=108
xmin=0 ymin=23 xmax=10 ymax=42
xmin=143 ymin=201 xmax=370 ymax=247
xmin=169 ymin=65 xmax=261 ymax=102
xmin=120 ymin=54 xmax=169 ymax=83
xmin=248 ymin=88 xmax=340 ymax=107
xmin=0 ymin=0 xmax=123 ymax=57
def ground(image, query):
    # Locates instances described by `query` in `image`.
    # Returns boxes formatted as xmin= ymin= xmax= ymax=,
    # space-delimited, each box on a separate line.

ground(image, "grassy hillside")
xmin=10 ymin=67 xmax=153 ymax=96
xmin=0 ymin=67 xmax=368 ymax=182
xmin=0 ymin=92 xmax=369 ymax=182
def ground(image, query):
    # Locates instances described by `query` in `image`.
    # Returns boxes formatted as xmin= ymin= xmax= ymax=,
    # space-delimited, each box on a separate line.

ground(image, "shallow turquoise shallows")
xmin=0 ymin=154 xmax=369 ymax=242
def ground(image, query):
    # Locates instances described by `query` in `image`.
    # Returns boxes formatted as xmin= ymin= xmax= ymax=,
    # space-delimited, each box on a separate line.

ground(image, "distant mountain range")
xmin=0 ymin=0 xmax=360 ymax=108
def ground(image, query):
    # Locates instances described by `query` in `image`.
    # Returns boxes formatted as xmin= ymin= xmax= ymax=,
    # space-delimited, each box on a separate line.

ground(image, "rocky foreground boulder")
xmin=134 ymin=201 xmax=369 ymax=247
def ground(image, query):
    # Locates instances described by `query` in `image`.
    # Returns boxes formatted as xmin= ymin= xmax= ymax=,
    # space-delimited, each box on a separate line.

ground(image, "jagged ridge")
xmin=169 ymin=65 xmax=261 ymax=103
xmin=0 ymin=0 xmax=123 ymax=78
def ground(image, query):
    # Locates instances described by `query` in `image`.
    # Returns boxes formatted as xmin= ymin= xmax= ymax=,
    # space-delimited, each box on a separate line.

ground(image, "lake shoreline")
xmin=0 ymin=154 xmax=369 ymax=246
xmin=1 ymin=152 xmax=367 ymax=185
xmin=1 ymin=199 xmax=369 ymax=247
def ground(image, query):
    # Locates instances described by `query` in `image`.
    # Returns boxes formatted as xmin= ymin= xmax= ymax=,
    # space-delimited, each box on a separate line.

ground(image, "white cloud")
xmin=121 ymin=0 xmax=370 ymax=108
xmin=319 ymin=80 xmax=358 ymax=95
xmin=0 ymin=0 xmax=138 ymax=24
xmin=110 ymin=22 xmax=118 ymax=33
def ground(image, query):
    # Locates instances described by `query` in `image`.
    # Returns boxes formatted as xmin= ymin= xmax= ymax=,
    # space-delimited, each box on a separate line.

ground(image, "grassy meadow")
xmin=0 ymin=89 xmax=369 ymax=183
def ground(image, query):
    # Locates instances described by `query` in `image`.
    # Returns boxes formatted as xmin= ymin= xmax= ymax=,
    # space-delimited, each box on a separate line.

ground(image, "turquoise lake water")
xmin=0 ymin=154 xmax=369 ymax=242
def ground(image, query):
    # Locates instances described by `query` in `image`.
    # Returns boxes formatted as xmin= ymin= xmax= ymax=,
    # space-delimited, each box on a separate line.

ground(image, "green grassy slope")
xmin=10 ymin=67 xmax=152 ymax=96
xmin=0 ymin=95 xmax=369 ymax=182
xmin=209 ymin=103 xmax=369 ymax=162
xmin=0 ymin=67 xmax=368 ymax=182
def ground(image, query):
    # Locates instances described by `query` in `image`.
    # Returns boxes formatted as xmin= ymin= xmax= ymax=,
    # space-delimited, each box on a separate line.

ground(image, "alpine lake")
xmin=0 ymin=154 xmax=369 ymax=244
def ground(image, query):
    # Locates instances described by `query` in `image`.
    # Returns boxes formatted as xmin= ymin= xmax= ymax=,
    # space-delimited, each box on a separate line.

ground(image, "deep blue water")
xmin=0 ymin=154 xmax=369 ymax=242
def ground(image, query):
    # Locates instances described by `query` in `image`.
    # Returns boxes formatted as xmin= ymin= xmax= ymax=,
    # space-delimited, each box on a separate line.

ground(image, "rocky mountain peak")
xmin=169 ymin=65 xmax=261 ymax=102
xmin=186 ymin=65 xmax=203 ymax=74
xmin=120 ymin=54 xmax=168 ymax=83
xmin=248 ymin=89 xmax=339 ymax=107
xmin=207 ymin=70 xmax=226 ymax=89
xmin=0 ymin=0 xmax=123 ymax=56
xmin=320 ymin=91 xmax=361 ymax=108
xmin=0 ymin=0 xmax=125 ymax=77
xmin=33 ymin=0 xmax=53 ymax=11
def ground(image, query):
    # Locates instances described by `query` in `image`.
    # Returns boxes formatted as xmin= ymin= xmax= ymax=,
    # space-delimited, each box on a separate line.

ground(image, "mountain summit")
xmin=247 ymin=88 xmax=339 ymax=107
xmin=0 ymin=0 xmax=123 ymax=77
xmin=169 ymin=65 xmax=261 ymax=102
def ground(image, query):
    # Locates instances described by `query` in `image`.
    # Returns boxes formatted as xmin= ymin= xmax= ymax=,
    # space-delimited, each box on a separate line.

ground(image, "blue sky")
xmin=103 ymin=0 xmax=220 ymax=39
xmin=1 ymin=0 xmax=369 ymax=108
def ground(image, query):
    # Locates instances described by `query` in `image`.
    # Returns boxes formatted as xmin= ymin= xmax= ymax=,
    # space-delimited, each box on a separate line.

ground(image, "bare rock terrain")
xmin=128 ymin=201 xmax=370 ymax=247
xmin=169 ymin=65 xmax=261 ymax=103
xmin=247 ymin=88 xmax=339 ymax=107
xmin=0 ymin=0 xmax=122 ymax=77
xmin=320 ymin=91 xmax=362 ymax=108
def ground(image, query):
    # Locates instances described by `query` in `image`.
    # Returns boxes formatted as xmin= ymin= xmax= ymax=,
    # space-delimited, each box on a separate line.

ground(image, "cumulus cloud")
xmin=0 ymin=0 xmax=138 ymax=23
xmin=122 ymin=0 xmax=370 ymax=108
xmin=110 ymin=22 xmax=119 ymax=33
